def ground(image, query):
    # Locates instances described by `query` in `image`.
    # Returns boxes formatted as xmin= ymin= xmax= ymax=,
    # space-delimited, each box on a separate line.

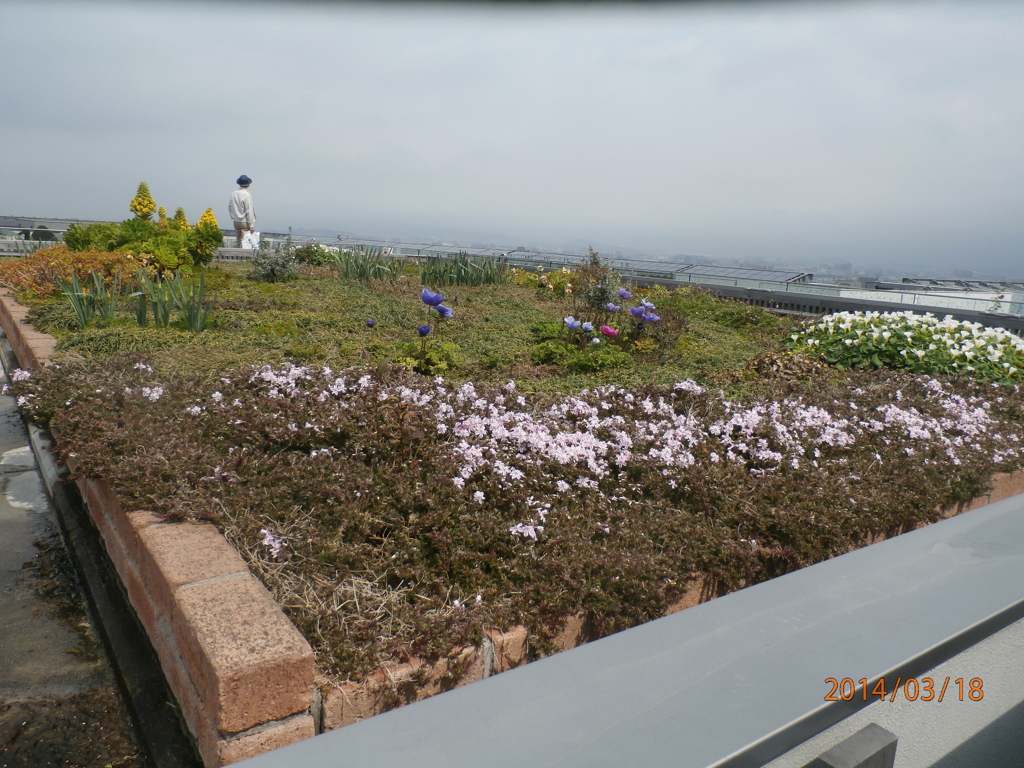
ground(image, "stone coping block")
xmin=0 ymin=289 xmax=57 ymax=369
xmin=175 ymin=575 xmax=315 ymax=734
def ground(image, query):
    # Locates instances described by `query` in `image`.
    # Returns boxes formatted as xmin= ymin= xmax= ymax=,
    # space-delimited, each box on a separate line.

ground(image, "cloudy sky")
xmin=2 ymin=1 xmax=1022 ymax=277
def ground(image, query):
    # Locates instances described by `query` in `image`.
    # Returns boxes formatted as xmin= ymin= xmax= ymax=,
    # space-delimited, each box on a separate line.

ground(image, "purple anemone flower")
xmin=641 ymin=299 xmax=656 ymax=310
xmin=564 ymin=315 xmax=582 ymax=330
xmin=606 ymin=303 xmax=620 ymax=313
xmin=618 ymin=288 xmax=632 ymax=300
xmin=435 ymin=305 xmax=454 ymax=319
xmin=629 ymin=306 xmax=645 ymax=317
xmin=418 ymin=325 xmax=432 ymax=337
xmin=582 ymin=322 xmax=594 ymax=332
xmin=420 ymin=288 xmax=444 ymax=307
xmin=642 ymin=311 xmax=660 ymax=323
xmin=365 ymin=319 xmax=375 ymax=328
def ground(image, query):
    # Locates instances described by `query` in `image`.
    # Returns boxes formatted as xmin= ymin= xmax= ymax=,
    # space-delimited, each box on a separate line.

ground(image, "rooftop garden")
xmin=3 ymin=187 xmax=1024 ymax=684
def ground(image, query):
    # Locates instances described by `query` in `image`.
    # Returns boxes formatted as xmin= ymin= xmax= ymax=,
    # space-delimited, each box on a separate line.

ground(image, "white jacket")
xmin=229 ymin=188 xmax=256 ymax=226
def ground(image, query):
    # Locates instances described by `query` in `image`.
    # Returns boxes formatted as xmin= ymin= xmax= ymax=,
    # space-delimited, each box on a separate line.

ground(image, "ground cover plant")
xmin=788 ymin=310 xmax=1024 ymax=382
xmin=6 ymin=239 xmax=1024 ymax=694
xmin=10 ymin=358 xmax=1024 ymax=682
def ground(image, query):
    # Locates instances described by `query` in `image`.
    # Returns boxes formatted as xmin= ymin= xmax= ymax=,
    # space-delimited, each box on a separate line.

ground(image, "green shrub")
xmin=576 ymin=248 xmax=622 ymax=313
xmin=530 ymin=339 xmax=573 ymax=365
xmin=396 ymin=340 xmax=462 ymax=376
xmin=64 ymin=219 xmax=196 ymax=274
xmin=65 ymin=219 xmax=155 ymax=253
xmin=64 ymin=185 xmax=222 ymax=273
xmin=148 ymin=230 xmax=194 ymax=274
xmin=564 ymin=344 xmax=632 ymax=373
xmin=249 ymin=242 xmax=298 ymax=283
xmin=293 ymin=243 xmax=336 ymax=266
xmin=529 ymin=318 xmax=564 ymax=342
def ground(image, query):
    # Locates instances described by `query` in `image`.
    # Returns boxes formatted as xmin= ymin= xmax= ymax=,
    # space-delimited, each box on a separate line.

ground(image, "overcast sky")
xmin=2 ymin=1 xmax=1022 ymax=277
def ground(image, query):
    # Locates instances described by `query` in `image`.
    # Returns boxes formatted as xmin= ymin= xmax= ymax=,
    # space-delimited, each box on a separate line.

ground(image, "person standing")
xmin=229 ymin=175 xmax=256 ymax=247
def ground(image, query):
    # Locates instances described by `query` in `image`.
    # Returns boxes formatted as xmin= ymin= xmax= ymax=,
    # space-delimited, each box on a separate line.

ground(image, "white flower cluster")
xmin=141 ymin=386 xmax=164 ymax=402
xmin=790 ymin=311 xmax=1024 ymax=379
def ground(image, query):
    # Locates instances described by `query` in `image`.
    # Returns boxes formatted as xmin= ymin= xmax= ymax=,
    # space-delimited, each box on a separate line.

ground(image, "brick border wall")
xmin=0 ymin=290 xmax=315 ymax=766
xmin=5 ymin=288 xmax=1024 ymax=754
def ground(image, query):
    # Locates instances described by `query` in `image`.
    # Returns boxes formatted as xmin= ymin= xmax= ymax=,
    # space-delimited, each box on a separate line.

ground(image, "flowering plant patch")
xmin=511 ymin=266 xmax=576 ymax=296
xmin=788 ymin=311 xmax=1024 ymax=382
xmin=11 ymin=357 xmax=1024 ymax=680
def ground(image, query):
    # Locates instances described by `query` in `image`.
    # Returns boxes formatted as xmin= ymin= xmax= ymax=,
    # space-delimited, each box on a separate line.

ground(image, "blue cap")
xmin=236 ymin=175 xmax=252 ymax=186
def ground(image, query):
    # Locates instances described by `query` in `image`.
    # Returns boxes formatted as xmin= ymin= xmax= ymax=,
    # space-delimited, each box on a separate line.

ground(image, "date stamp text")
xmin=824 ymin=677 xmax=984 ymax=703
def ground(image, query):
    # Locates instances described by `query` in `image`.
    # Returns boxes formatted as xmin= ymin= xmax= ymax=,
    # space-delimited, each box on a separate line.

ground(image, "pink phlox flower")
xmin=260 ymin=529 xmax=285 ymax=557
xmin=509 ymin=522 xmax=543 ymax=540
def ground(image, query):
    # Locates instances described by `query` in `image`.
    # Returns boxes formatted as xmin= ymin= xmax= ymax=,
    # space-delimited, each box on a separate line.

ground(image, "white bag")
xmin=241 ymin=230 xmax=261 ymax=250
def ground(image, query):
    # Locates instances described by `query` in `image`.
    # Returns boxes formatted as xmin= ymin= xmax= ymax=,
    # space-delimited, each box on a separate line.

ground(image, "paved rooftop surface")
xmin=0 ymin=346 xmax=142 ymax=768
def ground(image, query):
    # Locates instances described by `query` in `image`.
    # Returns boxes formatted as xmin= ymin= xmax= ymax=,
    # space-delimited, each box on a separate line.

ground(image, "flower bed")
xmin=13 ymin=354 xmax=1024 ymax=686
xmin=6 ymin=245 xmax=1024 ymax=740
xmin=788 ymin=310 xmax=1024 ymax=381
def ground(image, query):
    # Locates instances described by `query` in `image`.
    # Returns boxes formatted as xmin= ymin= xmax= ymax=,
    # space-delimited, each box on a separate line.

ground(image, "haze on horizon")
xmin=1 ymin=1 xmax=1022 ymax=278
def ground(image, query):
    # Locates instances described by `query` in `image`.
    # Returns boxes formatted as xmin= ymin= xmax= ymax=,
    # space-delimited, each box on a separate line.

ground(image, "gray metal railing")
xmin=0 ymin=237 xmax=62 ymax=256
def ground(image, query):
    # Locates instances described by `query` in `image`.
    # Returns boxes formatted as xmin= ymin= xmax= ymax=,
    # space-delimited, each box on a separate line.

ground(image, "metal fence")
xmin=0 ymin=237 xmax=62 ymax=256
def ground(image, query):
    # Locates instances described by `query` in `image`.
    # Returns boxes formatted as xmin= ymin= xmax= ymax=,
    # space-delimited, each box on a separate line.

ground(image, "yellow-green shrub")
xmin=129 ymin=182 xmax=156 ymax=221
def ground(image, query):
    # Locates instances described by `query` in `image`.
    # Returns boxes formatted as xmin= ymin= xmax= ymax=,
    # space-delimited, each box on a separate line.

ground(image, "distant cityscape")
xmin=289 ymin=226 xmax=1015 ymax=285
xmin=0 ymin=214 xmax=1017 ymax=284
